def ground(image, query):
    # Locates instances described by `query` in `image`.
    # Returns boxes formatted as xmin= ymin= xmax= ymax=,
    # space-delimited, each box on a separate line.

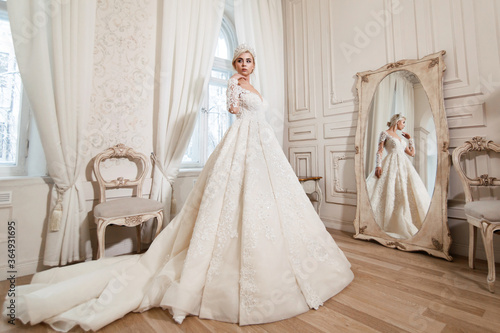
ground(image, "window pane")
xmin=0 ymin=16 xmax=22 ymax=165
xmin=181 ymin=16 xmax=235 ymax=169
xmin=206 ymin=83 xmax=233 ymax=158
xmin=214 ymin=30 xmax=229 ymax=60
xmin=211 ymin=69 xmax=229 ymax=80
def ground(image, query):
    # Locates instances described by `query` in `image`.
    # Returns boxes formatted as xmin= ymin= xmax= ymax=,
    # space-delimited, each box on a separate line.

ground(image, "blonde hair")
xmin=387 ymin=114 xmax=406 ymax=128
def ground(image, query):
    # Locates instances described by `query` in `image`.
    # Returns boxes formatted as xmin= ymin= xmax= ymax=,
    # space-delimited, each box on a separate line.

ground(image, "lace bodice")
xmin=376 ymin=131 xmax=413 ymax=168
xmin=381 ymin=131 xmax=407 ymax=154
xmin=226 ymin=77 xmax=266 ymax=120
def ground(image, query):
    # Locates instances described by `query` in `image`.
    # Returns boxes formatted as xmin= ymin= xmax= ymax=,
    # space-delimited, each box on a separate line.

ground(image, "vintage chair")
xmin=452 ymin=137 xmax=500 ymax=292
xmin=93 ymin=143 xmax=163 ymax=259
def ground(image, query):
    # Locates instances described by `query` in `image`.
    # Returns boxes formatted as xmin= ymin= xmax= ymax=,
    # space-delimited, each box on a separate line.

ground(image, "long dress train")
xmin=3 ymin=77 xmax=353 ymax=331
xmin=366 ymin=131 xmax=431 ymax=239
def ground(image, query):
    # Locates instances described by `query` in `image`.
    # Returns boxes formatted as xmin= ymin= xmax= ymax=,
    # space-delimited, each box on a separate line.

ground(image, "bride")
xmin=366 ymin=114 xmax=431 ymax=239
xmin=3 ymin=44 xmax=353 ymax=331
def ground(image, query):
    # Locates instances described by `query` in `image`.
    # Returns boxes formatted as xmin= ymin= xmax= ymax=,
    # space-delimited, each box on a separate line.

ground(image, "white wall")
xmin=282 ymin=0 xmax=500 ymax=261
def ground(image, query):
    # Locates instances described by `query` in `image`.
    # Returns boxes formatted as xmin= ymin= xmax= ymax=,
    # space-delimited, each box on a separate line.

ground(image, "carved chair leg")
xmin=96 ymin=220 xmax=107 ymax=260
xmin=480 ymin=222 xmax=496 ymax=293
xmin=154 ymin=213 xmax=163 ymax=238
xmin=136 ymin=225 xmax=142 ymax=254
xmin=468 ymin=223 xmax=476 ymax=269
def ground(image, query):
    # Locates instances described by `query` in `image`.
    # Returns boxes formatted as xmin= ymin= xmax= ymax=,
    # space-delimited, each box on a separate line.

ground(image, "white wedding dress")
xmin=366 ymin=131 xmax=431 ymax=239
xmin=4 ymin=78 xmax=353 ymax=331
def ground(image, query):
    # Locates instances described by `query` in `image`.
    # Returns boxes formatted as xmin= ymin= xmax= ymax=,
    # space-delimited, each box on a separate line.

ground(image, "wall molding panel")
xmin=289 ymin=146 xmax=318 ymax=177
xmin=285 ymin=0 xmax=316 ymax=122
xmin=324 ymin=119 xmax=357 ymax=140
xmin=415 ymin=0 xmax=481 ymax=99
xmin=319 ymin=0 xmax=357 ymax=117
xmin=288 ymin=124 xmax=318 ymax=141
xmin=445 ymin=97 xmax=486 ymax=130
xmin=324 ymin=146 xmax=356 ymax=205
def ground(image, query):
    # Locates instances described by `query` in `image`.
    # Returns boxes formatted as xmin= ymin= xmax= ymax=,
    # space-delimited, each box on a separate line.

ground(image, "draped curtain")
xmin=234 ymin=0 xmax=285 ymax=147
xmin=365 ymin=72 xmax=415 ymax=178
xmin=394 ymin=73 xmax=415 ymax=144
xmin=150 ymin=0 xmax=225 ymax=227
xmin=365 ymin=74 xmax=397 ymax=178
xmin=8 ymin=0 xmax=96 ymax=265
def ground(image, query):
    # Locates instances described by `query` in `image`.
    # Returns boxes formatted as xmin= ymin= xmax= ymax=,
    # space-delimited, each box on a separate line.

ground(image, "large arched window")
xmin=182 ymin=17 xmax=237 ymax=168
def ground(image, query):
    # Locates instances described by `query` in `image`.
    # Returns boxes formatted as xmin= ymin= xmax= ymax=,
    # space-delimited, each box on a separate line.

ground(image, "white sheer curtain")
xmin=150 ymin=0 xmax=225 ymax=225
xmin=394 ymin=73 xmax=415 ymax=141
xmin=234 ymin=0 xmax=285 ymax=147
xmin=365 ymin=74 xmax=397 ymax=178
xmin=8 ymin=0 xmax=96 ymax=265
xmin=365 ymin=72 xmax=415 ymax=177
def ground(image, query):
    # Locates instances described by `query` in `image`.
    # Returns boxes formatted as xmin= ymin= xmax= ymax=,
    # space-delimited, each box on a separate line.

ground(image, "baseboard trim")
xmin=321 ymin=217 xmax=355 ymax=233
xmin=450 ymin=240 xmax=500 ymax=263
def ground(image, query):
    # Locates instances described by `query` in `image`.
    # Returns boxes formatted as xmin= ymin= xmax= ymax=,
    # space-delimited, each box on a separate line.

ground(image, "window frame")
xmin=0 ymin=1 xmax=31 ymax=177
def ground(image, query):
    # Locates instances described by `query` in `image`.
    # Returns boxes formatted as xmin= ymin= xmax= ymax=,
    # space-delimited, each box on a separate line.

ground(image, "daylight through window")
xmin=182 ymin=17 xmax=237 ymax=168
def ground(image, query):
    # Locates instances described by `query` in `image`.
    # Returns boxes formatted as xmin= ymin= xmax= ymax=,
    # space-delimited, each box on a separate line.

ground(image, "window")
xmin=0 ymin=1 xmax=29 ymax=176
xmin=0 ymin=1 xmax=45 ymax=177
xmin=181 ymin=17 xmax=237 ymax=168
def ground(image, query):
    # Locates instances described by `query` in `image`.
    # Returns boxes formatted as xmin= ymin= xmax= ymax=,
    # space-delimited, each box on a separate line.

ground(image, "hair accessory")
xmin=387 ymin=113 xmax=406 ymax=128
xmin=233 ymin=43 xmax=256 ymax=59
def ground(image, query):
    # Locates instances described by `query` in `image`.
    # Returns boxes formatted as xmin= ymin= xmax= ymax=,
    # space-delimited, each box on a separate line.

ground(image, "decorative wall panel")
xmin=324 ymin=146 xmax=356 ymax=205
xmin=319 ymin=0 xmax=363 ymax=117
xmin=285 ymin=0 xmax=317 ymax=121
xmin=289 ymin=146 xmax=317 ymax=177
xmin=445 ymin=98 xmax=486 ymax=129
xmin=289 ymin=124 xmax=317 ymax=141
xmin=324 ymin=119 xmax=357 ymax=140
xmin=414 ymin=0 xmax=481 ymax=99
xmin=89 ymin=0 xmax=156 ymax=157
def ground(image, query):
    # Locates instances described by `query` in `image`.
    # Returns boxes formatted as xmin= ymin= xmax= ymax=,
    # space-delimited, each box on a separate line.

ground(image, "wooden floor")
xmin=1 ymin=229 xmax=499 ymax=333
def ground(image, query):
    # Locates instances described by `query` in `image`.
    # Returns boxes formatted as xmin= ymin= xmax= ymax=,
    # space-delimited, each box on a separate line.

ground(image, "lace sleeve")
xmin=408 ymin=138 xmax=414 ymax=150
xmin=227 ymin=77 xmax=240 ymax=114
xmin=376 ymin=131 xmax=387 ymax=168
xmin=378 ymin=131 xmax=387 ymax=144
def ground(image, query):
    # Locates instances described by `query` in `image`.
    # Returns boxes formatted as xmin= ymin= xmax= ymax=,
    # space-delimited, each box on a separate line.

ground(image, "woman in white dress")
xmin=3 ymin=44 xmax=353 ymax=332
xmin=366 ymin=114 xmax=431 ymax=239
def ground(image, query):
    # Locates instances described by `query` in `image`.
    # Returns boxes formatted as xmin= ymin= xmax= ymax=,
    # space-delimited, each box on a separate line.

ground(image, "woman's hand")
xmin=375 ymin=167 xmax=382 ymax=178
xmin=231 ymin=73 xmax=246 ymax=81
xmin=401 ymin=132 xmax=411 ymax=140
xmin=231 ymin=73 xmax=252 ymax=90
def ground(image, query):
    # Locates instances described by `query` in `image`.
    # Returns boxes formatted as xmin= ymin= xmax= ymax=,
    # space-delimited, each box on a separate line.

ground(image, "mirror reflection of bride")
xmin=366 ymin=114 xmax=431 ymax=239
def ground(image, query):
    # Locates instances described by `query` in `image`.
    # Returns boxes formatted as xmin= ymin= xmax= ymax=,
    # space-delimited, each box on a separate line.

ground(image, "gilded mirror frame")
xmin=353 ymin=51 xmax=452 ymax=261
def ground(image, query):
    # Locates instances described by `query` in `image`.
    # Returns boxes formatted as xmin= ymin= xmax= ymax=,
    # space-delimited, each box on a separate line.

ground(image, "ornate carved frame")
xmin=353 ymin=51 xmax=452 ymax=261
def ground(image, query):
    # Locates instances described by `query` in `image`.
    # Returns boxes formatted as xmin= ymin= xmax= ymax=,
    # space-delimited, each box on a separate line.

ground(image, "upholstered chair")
xmin=452 ymin=137 xmax=500 ymax=292
xmin=93 ymin=144 xmax=163 ymax=259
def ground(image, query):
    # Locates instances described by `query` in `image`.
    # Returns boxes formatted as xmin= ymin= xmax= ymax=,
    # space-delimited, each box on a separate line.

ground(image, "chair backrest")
xmin=93 ymin=143 xmax=150 ymax=203
xmin=452 ymin=136 xmax=500 ymax=203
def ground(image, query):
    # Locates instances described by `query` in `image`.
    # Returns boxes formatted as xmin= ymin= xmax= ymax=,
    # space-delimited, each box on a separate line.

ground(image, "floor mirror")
xmin=353 ymin=51 xmax=452 ymax=260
